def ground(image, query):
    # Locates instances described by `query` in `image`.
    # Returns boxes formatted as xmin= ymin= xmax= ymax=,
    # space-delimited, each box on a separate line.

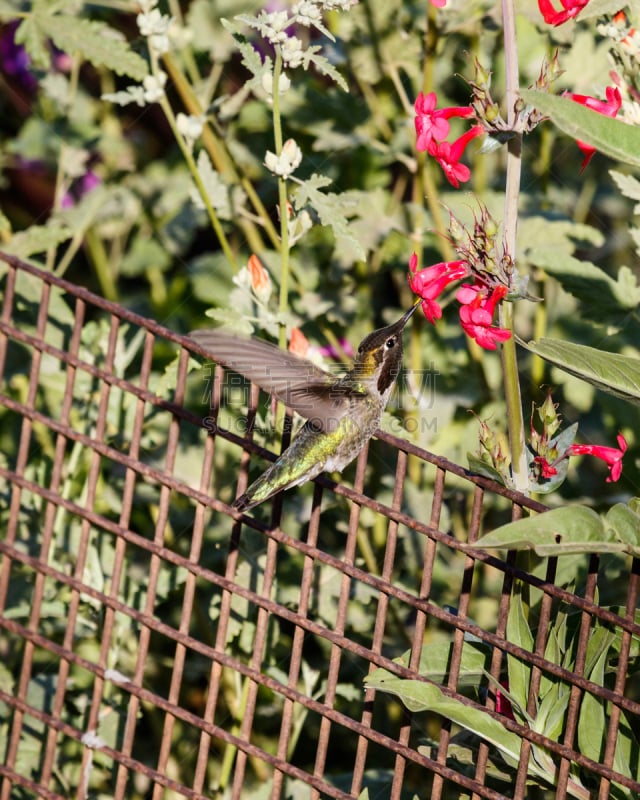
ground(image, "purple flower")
xmin=61 ymin=170 xmax=102 ymax=209
xmin=0 ymin=22 xmax=37 ymax=91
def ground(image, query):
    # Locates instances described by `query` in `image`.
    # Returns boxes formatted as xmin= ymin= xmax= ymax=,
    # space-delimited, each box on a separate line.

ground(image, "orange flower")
xmin=247 ymin=254 xmax=271 ymax=295
xmin=289 ymin=328 xmax=309 ymax=358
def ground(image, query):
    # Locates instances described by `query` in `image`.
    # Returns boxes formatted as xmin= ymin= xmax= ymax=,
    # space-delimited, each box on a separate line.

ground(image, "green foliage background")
xmin=0 ymin=0 xmax=639 ymax=796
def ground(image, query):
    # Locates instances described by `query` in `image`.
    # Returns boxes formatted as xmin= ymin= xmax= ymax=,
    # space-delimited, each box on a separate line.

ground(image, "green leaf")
xmin=578 ymin=0 xmax=640 ymax=20
xmin=522 ymin=338 xmax=640 ymax=405
xmin=46 ymin=16 xmax=148 ymax=80
xmin=0 ymin=0 xmax=24 ymax=17
xmin=528 ymin=250 xmax=640 ymax=314
xmin=5 ymin=220 xmax=72 ymax=257
xmin=521 ymin=90 xmax=640 ymax=170
xmin=473 ymin=506 xmax=624 ymax=556
xmin=466 ymin=453 xmax=507 ymax=485
xmin=17 ymin=5 xmax=147 ymax=80
xmin=363 ymin=675 xmax=523 ymax=765
xmin=521 ymin=89 xmax=640 ymax=167
xmin=578 ymin=633 xmax=611 ymax=766
xmin=534 ymin=681 xmax=570 ymax=741
xmin=605 ymin=503 xmax=640 ymax=557
xmin=367 ymin=640 xmax=492 ymax=687
xmin=610 ymin=170 xmax=640 ymax=212
xmin=293 ymin=174 xmax=366 ymax=262
xmin=506 ymin=588 xmax=533 ymax=719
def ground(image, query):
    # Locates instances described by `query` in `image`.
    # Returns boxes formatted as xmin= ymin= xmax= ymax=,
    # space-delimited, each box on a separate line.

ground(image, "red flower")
xmin=428 ymin=125 xmax=484 ymax=188
xmin=538 ymin=0 xmax=590 ymax=26
xmin=457 ymin=284 xmax=511 ymax=350
xmin=414 ymin=91 xmax=473 ymax=152
xmin=408 ymin=253 xmax=470 ymax=324
xmin=568 ymin=434 xmax=627 ymax=482
xmin=565 ymin=86 xmax=622 ymax=170
xmin=495 ymin=681 xmax=516 ymax=721
xmin=534 ymin=456 xmax=558 ymax=479
xmin=429 ymin=0 xmax=447 ymax=6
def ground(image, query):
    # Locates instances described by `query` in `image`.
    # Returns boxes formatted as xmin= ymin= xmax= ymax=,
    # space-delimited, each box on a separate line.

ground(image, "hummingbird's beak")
xmin=398 ymin=299 xmax=421 ymax=329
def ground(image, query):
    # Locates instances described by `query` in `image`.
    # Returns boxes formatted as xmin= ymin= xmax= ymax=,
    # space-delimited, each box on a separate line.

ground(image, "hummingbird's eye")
xmin=385 ymin=337 xmax=396 ymax=349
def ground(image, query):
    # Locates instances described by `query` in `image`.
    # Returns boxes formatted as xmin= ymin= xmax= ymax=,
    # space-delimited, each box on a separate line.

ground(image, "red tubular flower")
xmin=457 ymin=284 xmax=511 ymax=350
xmin=407 ymin=253 xmax=470 ymax=324
xmin=414 ymin=92 xmax=474 ymax=152
xmin=568 ymin=434 xmax=628 ymax=482
xmin=428 ymin=125 xmax=484 ymax=188
xmin=538 ymin=0 xmax=590 ymax=26
xmin=534 ymin=456 xmax=558 ymax=479
xmin=429 ymin=0 xmax=447 ymax=6
xmin=565 ymin=86 xmax=622 ymax=170
xmin=495 ymin=681 xmax=516 ymax=721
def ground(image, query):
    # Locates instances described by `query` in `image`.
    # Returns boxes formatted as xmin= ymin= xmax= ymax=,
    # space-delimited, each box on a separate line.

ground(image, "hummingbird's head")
xmin=353 ymin=301 xmax=420 ymax=394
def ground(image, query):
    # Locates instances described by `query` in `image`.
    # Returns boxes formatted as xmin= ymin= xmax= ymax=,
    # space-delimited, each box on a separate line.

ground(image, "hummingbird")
xmin=190 ymin=302 xmax=419 ymax=511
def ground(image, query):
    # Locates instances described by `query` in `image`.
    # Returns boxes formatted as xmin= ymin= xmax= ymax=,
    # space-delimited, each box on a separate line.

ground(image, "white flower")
xmin=293 ymin=0 xmax=323 ymax=27
xmin=321 ymin=0 xmax=358 ymax=9
xmin=265 ymin=10 xmax=291 ymax=44
xmin=142 ymin=71 xmax=167 ymax=103
xmin=137 ymin=8 xmax=173 ymax=54
xmin=280 ymin=36 xmax=305 ymax=68
xmin=261 ymin=71 xmax=291 ymax=97
xmin=176 ymin=113 xmax=205 ymax=146
xmin=264 ymin=139 xmax=302 ymax=179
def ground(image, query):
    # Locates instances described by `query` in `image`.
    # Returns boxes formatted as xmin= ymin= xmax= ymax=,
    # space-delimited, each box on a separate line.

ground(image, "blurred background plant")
xmin=1 ymin=0 xmax=639 ymax=796
xmin=1 ymin=0 xmax=637 ymax=503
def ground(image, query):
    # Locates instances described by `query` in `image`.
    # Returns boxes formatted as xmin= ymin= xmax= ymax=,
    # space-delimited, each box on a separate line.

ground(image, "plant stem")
xmin=500 ymin=0 xmax=529 ymax=493
xmin=148 ymin=50 xmax=237 ymax=271
xmin=162 ymin=52 xmax=280 ymax=252
xmin=271 ymin=51 xmax=292 ymax=351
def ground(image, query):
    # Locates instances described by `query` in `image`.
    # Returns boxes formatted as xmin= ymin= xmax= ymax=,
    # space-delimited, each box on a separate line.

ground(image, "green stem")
xmin=500 ymin=0 xmax=529 ymax=493
xmin=162 ymin=52 xmax=280 ymax=252
xmin=271 ymin=51 xmax=292 ymax=351
xmin=148 ymin=50 xmax=237 ymax=271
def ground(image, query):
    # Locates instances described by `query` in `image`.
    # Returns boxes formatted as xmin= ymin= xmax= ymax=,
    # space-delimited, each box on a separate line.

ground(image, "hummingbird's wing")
xmin=190 ymin=329 xmax=365 ymax=431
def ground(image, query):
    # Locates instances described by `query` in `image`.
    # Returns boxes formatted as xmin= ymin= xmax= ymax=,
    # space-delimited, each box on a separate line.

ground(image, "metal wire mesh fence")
xmin=0 ymin=251 xmax=638 ymax=800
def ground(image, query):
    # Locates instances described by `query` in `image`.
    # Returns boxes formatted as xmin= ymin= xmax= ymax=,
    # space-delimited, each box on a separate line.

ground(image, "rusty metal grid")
xmin=0 ymin=251 xmax=638 ymax=800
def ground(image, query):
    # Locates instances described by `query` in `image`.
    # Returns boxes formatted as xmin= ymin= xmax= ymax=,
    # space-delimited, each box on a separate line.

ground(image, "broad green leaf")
xmin=521 ymin=90 xmax=640 ymax=170
xmin=506 ymin=588 xmax=533 ymax=718
xmin=519 ymin=216 xmax=604 ymax=256
xmin=46 ymin=16 xmax=147 ymax=80
xmin=363 ymin=675 xmax=523 ymax=765
xmin=522 ymin=338 xmax=640 ymax=406
xmin=293 ymin=174 xmax=366 ymax=262
xmin=18 ymin=6 xmax=147 ymax=80
xmin=5 ymin=220 xmax=72 ymax=257
xmin=578 ymin=635 xmax=610 ymax=767
xmin=605 ymin=503 xmax=640 ymax=557
xmin=0 ymin=0 xmax=23 ymax=17
xmin=466 ymin=453 xmax=507 ymax=485
xmin=534 ymin=681 xmax=570 ymax=741
xmin=610 ymin=170 xmax=640 ymax=212
xmin=367 ymin=640 xmax=492 ymax=687
xmin=473 ymin=506 xmax=624 ymax=556
xmin=578 ymin=0 xmax=640 ymax=19
xmin=528 ymin=250 xmax=640 ymax=313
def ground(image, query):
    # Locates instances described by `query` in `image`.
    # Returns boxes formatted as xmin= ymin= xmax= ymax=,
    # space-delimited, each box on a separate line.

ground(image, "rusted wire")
xmin=1 ymin=252 xmax=638 ymax=799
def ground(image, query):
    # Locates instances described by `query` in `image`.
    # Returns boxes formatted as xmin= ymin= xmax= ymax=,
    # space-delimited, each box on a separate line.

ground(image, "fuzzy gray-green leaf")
xmin=521 ymin=90 xmax=640 ymax=170
xmin=474 ymin=506 xmax=621 ymax=556
xmin=522 ymin=338 xmax=640 ymax=405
